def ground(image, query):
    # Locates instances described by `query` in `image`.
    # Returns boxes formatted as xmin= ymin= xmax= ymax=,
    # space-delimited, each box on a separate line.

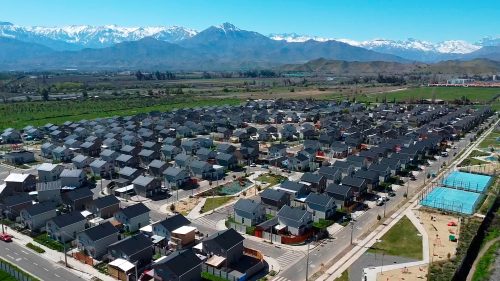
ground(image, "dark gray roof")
xmin=24 ymin=202 xmax=57 ymax=216
xmin=81 ymin=221 xmax=118 ymax=241
xmin=3 ymin=193 xmax=32 ymax=207
xmin=148 ymin=159 xmax=166 ymax=169
xmin=60 ymin=169 xmax=83 ymax=178
xmin=300 ymin=172 xmax=324 ymax=184
xmin=341 ymin=176 xmax=366 ymax=188
xmin=277 ymin=205 xmax=308 ymax=222
xmin=354 ymin=170 xmax=379 ymax=181
xmin=119 ymin=166 xmax=138 ymax=177
xmin=93 ymin=195 xmax=120 ymax=209
xmin=304 ymin=193 xmax=332 ymax=207
xmin=156 ymin=214 xmax=191 ymax=232
xmin=234 ymin=199 xmax=261 ymax=214
xmin=260 ymin=188 xmax=287 ymax=202
xmin=153 ymin=249 xmax=202 ymax=277
xmin=280 ymin=180 xmax=306 ymax=193
xmin=51 ymin=211 xmax=85 ymax=228
xmin=64 ymin=187 xmax=93 ymax=201
xmin=108 ymin=234 xmax=153 ymax=256
xmin=132 ymin=175 xmax=155 ymax=187
xmin=205 ymin=229 xmax=244 ymax=251
xmin=119 ymin=203 xmax=149 ymax=218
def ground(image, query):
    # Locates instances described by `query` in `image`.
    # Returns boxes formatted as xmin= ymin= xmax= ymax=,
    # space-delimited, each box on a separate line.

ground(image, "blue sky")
xmin=1 ymin=0 xmax=498 ymax=42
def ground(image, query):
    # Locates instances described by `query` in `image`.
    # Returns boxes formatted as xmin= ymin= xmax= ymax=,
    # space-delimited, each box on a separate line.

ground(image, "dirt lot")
xmin=418 ymin=210 xmax=460 ymax=262
xmin=172 ymin=197 xmax=200 ymax=215
xmin=377 ymin=264 xmax=428 ymax=281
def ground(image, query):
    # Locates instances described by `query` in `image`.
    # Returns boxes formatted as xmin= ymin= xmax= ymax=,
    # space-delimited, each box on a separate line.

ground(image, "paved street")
xmin=0 ymin=241 xmax=84 ymax=281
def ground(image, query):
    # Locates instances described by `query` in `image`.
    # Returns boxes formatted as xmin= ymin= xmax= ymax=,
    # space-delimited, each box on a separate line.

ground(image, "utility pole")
xmin=305 ymin=240 xmax=310 ymax=281
xmin=135 ymin=261 xmax=138 ymax=281
xmin=350 ymin=221 xmax=354 ymax=245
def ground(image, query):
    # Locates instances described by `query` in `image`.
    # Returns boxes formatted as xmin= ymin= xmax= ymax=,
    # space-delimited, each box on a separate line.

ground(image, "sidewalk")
xmin=186 ymin=197 xmax=206 ymax=219
xmin=10 ymin=229 xmax=115 ymax=281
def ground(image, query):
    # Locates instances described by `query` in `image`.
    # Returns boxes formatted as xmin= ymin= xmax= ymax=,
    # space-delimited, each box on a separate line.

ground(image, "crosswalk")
xmin=193 ymin=216 xmax=219 ymax=229
xmin=276 ymin=251 xmax=303 ymax=269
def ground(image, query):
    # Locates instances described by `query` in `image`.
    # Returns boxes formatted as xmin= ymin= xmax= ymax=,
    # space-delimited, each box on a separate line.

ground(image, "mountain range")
xmin=0 ymin=21 xmax=499 ymax=71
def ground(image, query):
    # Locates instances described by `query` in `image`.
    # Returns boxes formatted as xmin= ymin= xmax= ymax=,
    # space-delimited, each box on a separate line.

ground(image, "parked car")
xmin=0 ymin=233 xmax=13 ymax=242
xmin=388 ymin=191 xmax=396 ymax=197
xmin=376 ymin=198 xmax=385 ymax=206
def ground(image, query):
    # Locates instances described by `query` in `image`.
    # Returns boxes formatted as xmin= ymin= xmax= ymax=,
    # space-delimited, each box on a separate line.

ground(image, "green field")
xmin=369 ymin=216 xmax=423 ymax=260
xmin=472 ymin=241 xmax=500 ymax=281
xmin=479 ymin=130 xmax=500 ymax=150
xmin=0 ymin=270 xmax=17 ymax=281
xmin=356 ymin=87 xmax=500 ymax=105
xmin=201 ymin=196 xmax=234 ymax=213
xmin=0 ymin=97 xmax=240 ymax=130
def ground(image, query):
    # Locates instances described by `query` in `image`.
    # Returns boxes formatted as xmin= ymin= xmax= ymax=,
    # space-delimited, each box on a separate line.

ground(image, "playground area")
xmin=441 ymin=171 xmax=493 ymax=193
xmin=376 ymin=265 xmax=428 ymax=281
xmin=420 ymin=187 xmax=482 ymax=215
xmin=218 ymin=178 xmax=252 ymax=195
xmin=419 ymin=210 xmax=460 ymax=262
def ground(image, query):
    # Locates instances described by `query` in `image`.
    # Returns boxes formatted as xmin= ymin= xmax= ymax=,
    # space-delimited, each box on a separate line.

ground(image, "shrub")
xmin=26 ymin=243 xmax=45 ymax=253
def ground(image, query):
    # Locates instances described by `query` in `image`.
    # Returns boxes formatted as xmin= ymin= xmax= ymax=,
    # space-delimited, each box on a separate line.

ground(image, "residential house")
xmin=304 ymin=193 xmax=336 ymax=222
xmin=1 ymin=193 xmax=32 ymax=220
xmin=276 ymin=205 xmax=313 ymax=236
xmin=62 ymin=187 xmax=93 ymax=211
xmin=202 ymin=229 xmax=244 ymax=265
xmin=317 ymin=166 xmax=343 ymax=184
xmin=259 ymin=189 xmax=290 ymax=210
xmin=20 ymin=202 xmax=58 ymax=232
xmin=151 ymin=249 xmax=202 ymax=281
xmin=46 ymin=211 xmax=86 ymax=243
xmin=233 ymin=199 xmax=266 ymax=227
xmin=276 ymin=180 xmax=309 ymax=200
xmin=148 ymin=160 xmax=168 ymax=177
xmin=115 ymin=154 xmax=139 ymax=169
xmin=41 ymin=143 xmax=57 ymax=158
xmin=164 ymin=167 xmax=190 ymax=189
xmin=4 ymin=150 xmax=35 ymax=165
xmin=132 ymin=176 xmax=161 ymax=198
xmin=89 ymin=159 xmax=114 ymax=178
xmin=152 ymin=214 xmax=191 ymax=240
xmin=60 ymin=169 xmax=86 ymax=188
xmin=88 ymin=195 xmax=120 ymax=219
xmin=108 ymin=234 xmax=154 ymax=266
xmin=300 ymin=173 xmax=327 ymax=193
xmin=4 ymin=173 xmax=36 ymax=192
xmin=341 ymin=177 xmax=368 ymax=199
xmin=216 ymin=153 xmax=237 ymax=169
xmin=72 ymin=154 xmax=93 ymax=169
xmin=114 ymin=203 xmax=150 ymax=233
xmin=325 ymin=184 xmax=355 ymax=209
xmin=162 ymin=145 xmax=182 ymax=161
xmin=37 ymin=163 xmax=64 ymax=182
xmin=76 ymin=221 xmax=119 ymax=259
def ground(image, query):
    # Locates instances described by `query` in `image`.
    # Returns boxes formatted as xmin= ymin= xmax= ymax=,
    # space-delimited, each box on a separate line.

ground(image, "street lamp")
xmin=350 ymin=221 xmax=355 ymax=245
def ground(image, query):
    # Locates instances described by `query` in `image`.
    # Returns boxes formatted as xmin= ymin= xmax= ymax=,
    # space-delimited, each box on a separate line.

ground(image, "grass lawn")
xmin=334 ymin=270 xmax=349 ymax=281
xmin=0 ymin=271 xmax=17 ymax=281
xmin=0 ymin=97 xmax=240 ymax=130
xmin=255 ymin=173 xmax=287 ymax=186
xmin=357 ymin=87 xmax=500 ymax=103
xmin=469 ymin=150 xmax=491 ymax=158
xmin=313 ymin=219 xmax=335 ymax=229
xmin=201 ymin=196 xmax=234 ymax=213
xmin=479 ymin=130 xmax=500 ymax=150
xmin=0 ymin=258 xmax=39 ymax=281
xmin=458 ymin=157 xmax=489 ymax=167
xmin=472 ymin=241 xmax=500 ymax=281
xmin=33 ymin=233 xmax=69 ymax=252
xmin=369 ymin=216 xmax=423 ymax=260
xmin=201 ymin=271 xmax=230 ymax=281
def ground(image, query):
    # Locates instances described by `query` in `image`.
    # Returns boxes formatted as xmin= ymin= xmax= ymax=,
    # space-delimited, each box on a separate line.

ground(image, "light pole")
xmin=350 ymin=221 xmax=355 ymax=245
xmin=305 ymin=241 xmax=310 ymax=281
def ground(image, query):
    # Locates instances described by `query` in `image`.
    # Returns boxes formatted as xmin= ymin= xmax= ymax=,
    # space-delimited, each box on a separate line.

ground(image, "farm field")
xmin=0 ymin=97 xmax=240 ymax=129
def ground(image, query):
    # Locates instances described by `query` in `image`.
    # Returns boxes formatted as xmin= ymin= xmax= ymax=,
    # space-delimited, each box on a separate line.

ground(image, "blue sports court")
xmin=420 ymin=187 xmax=482 ymax=215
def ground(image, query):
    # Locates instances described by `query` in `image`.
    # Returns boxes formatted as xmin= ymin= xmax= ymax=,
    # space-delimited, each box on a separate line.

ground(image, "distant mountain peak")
xmin=215 ymin=22 xmax=240 ymax=32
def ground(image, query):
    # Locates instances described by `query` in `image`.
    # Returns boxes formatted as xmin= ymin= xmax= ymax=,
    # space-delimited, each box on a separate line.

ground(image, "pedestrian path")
xmin=193 ymin=216 xmax=219 ymax=229
xmin=276 ymin=251 xmax=303 ymax=269
xmin=272 ymin=276 xmax=293 ymax=281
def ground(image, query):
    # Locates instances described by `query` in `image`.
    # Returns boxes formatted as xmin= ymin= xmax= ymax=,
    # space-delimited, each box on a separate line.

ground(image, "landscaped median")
xmin=200 ymin=196 xmax=234 ymax=213
xmin=26 ymin=242 xmax=46 ymax=253
xmin=33 ymin=233 xmax=70 ymax=252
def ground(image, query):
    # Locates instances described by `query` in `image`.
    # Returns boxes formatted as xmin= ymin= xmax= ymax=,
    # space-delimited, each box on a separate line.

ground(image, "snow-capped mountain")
xmin=0 ymin=21 xmax=197 ymax=50
xmin=269 ymin=33 xmax=331 ymax=42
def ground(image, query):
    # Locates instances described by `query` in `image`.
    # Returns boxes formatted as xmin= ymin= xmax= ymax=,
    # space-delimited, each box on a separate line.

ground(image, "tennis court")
xmin=441 ymin=171 xmax=492 ymax=193
xmin=420 ymin=186 xmax=482 ymax=215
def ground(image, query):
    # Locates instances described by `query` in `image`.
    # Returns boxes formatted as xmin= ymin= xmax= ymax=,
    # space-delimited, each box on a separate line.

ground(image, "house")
xmin=300 ymin=173 xmax=327 ymax=193
xmin=1 ymin=130 xmax=22 ymax=143
xmin=260 ymin=189 xmax=290 ymax=210
xmin=233 ymin=199 xmax=266 ymax=227
xmin=115 ymin=154 xmax=139 ymax=169
xmin=100 ymin=149 xmax=120 ymax=163
xmin=164 ymin=167 xmax=190 ymax=189
xmin=41 ymin=142 xmax=57 ymax=158
xmin=60 ymin=169 xmax=86 ymax=188
xmin=62 ymin=187 xmax=93 ymax=211
xmin=102 ymin=138 xmax=122 ymax=151
xmin=276 ymin=205 xmax=313 ymax=236
xmin=304 ymin=193 xmax=336 ymax=222
xmin=37 ymin=163 xmax=64 ymax=182
xmin=341 ymin=177 xmax=368 ymax=198
xmin=174 ymin=154 xmax=194 ymax=168
xmin=287 ymin=153 xmax=310 ymax=171
xmin=80 ymin=141 xmax=101 ymax=157
xmin=268 ymin=144 xmax=287 ymax=158
xmin=138 ymin=149 xmax=159 ymax=166
xmin=108 ymin=234 xmax=154 ymax=266
xmin=330 ymin=142 xmax=349 ymax=158
xmin=162 ymin=145 xmax=182 ymax=161
xmin=114 ymin=203 xmax=150 ymax=233
xmin=276 ymin=180 xmax=309 ymax=200
xmin=76 ymin=221 xmax=119 ymax=259
xmin=120 ymin=144 xmax=141 ymax=157
xmin=88 ymin=195 xmax=120 ymax=219
xmin=118 ymin=167 xmax=141 ymax=181
xmin=20 ymin=202 xmax=58 ymax=232
xmin=354 ymin=170 xmax=380 ymax=191
xmin=189 ymin=160 xmax=214 ymax=179
xmin=181 ymin=140 xmax=200 ymax=155
xmin=4 ymin=173 xmax=36 ymax=193
xmin=216 ymin=153 xmax=237 ymax=169
xmin=72 ymin=154 xmax=93 ymax=169
xmin=46 ymin=211 xmax=86 ymax=243
xmin=132 ymin=176 xmax=161 ymax=198
xmin=196 ymin=147 xmax=217 ymax=162
xmin=89 ymin=159 xmax=114 ymax=178
xmin=203 ymin=229 xmax=244 ymax=264
xmin=4 ymin=150 xmax=35 ymax=165
xmin=148 ymin=160 xmax=168 ymax=177
xmin=317 ymin=166 xmax=343 ymax=183
xmin=151 ymin=249 xmax=202 ymax=281
xmin=1 ymin=193 xmax=32 ymax=220
xmin=325 ymin=184 xmax=355 ymax=209
xmin=368 ymin=163 xmax=392 ymax=183
xmin=331 ymin=161 xmax=355 ymax=177
xmin=152 ymin=214 xmax=191 ymax=239
xmin=51 ymin=146 xmax=74 ymax=162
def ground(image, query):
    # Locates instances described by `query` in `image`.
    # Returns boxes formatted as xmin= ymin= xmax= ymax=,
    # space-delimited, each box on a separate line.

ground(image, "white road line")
xmin=13 ymin=252 xmax=19 ymax=255
xmin=6 ymin=254 xmax=14 ymax=260
xmin=21 ymin=250 xmax=30 ymax=255
xmin=33 ymin=262 xmax=38 ymax=266
xmin=55 ymin=274 xmax=60 ymax=277
xmin=15 ymin=258 xmax=22 ymax=261
xmin=43 ymin=268 xmax=49 ymax=272
xmin=5 ymin=248 xmax=9 ymax=251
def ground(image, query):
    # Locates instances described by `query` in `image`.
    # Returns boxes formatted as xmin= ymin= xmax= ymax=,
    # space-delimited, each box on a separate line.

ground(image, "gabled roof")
xmin=277 ymin=205 xmax=309 ymax=222
xmin=81 ymin=221 xmax=118 ymax=241
xmin=64 ymin=187 xmax=93 ymax=201
xmin=108 ymin=234 xmax=153 ymax=256
xmin=93 ymin=195 xmax=120 ymax=209
xmin=156 ymin=214 xmax=191 ymax=233
xmin=51 ymin=211 xmax=85 ymax=228
xmin=119 ymin=203 xmax=149 ymax=218
xmin=341 ymin=176 xmax=366 ymax=188
xmin=326 ymin=183 xmax=353 ymax=198
xmin=300 ymin=173 xmax=324 ymax=184
xmin=149 ymin=159 xmax=167 ymax=169
xmin=205 ymin=229 xmax=244 ymax=251
xmin=260 ymin=188 xmax=288 ymax=202
xmin=60 ymin=169 xmax=83 ymax=178
xmin=154 ymin=249 xmax=202 ymax=278
xmin=132 ymin=176 xmax=156 ymax=187
xmin=3 ymin=193 xmax=32 ymax=206
xmin=119 ymin=166 xmax=138 ymax=177
xmin=4 ymin=173 xmax=32 ymax=182
xmin=279 ymin=180 xmax=306 ymax=193
xmin=163 ymin=166 xmax=187 ymax=177
xmin=24 ymin=202 xmax=57 ymax=216
xmin=234 ymin=199 xmax=261 ymax=214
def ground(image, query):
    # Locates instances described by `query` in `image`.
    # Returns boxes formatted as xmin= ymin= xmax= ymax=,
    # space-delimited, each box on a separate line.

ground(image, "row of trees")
xmin=135 ymin=71 xmax=176 ymax=81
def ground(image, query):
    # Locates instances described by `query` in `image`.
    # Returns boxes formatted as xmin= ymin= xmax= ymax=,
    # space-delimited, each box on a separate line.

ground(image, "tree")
xmin=40 ymin=88 xmax=49 ymax=101
xmin=82 ymin=90 xmax=88 ymax=99
xmin=170 ymin=204 xmax=176 ymax=212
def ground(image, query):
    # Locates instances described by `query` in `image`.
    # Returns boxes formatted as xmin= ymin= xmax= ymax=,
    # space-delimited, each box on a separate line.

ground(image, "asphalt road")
xmin=0 ymin=241 xmax=84 ymax=281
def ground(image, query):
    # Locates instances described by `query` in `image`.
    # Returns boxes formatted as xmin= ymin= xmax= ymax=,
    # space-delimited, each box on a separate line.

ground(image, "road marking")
xmin=6 ymin=254 xmax=14 ymax=260
xmin=5 ymin=248 xmax=9 ymax=251
xmin=16 ymin=258 xmax=22 ymax=261
xmin=43 ymin=268 xmax=49 ymax=272
xmin=13 ymin=252 xmax=19 ymax=255
xmin=21 ymin=250 xmax=30 ymax=254
xmin=33 ymin=262 xmax=38 ymax=266
xmin=55 ymin=274 xmax=60 ymax=277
